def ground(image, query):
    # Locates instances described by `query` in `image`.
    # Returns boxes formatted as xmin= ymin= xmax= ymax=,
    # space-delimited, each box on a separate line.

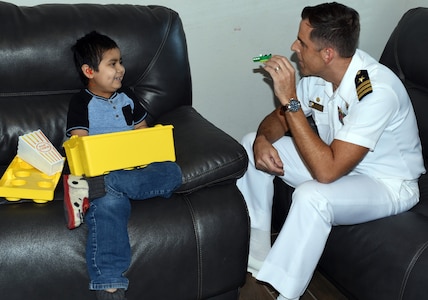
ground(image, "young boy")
xmin=64 ymin=31 xmax=182 ymax=300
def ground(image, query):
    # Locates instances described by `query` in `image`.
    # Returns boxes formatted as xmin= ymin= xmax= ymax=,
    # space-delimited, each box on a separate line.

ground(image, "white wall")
xmin=13 ymin=0 xmax=428 ymax=141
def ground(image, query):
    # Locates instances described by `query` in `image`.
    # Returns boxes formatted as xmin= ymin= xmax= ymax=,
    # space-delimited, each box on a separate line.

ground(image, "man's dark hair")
xmin=302 ymin=2 xmax=360 ymax=58
xmin=71 ymin=31 xmax=119 ymax=85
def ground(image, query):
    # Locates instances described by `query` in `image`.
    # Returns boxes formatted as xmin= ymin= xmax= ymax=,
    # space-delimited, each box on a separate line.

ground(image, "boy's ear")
xmin=81 ymin=64 xmax=94 ymax=79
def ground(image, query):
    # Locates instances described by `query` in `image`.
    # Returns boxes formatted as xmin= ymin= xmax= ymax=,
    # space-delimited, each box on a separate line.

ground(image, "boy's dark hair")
xmin=71 ymin=31 xmax=119 ymax=85
xmin=302 ymin=2 xmax=360 ymax=58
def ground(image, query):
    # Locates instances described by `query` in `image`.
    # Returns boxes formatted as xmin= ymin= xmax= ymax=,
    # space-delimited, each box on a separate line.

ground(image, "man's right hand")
xmin=253 ymin=135 xmax=284 ymax=176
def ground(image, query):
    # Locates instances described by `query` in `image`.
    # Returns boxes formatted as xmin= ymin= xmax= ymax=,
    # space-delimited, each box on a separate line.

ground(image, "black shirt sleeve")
xmin=65 ymin=89 xmax=91 ymax=137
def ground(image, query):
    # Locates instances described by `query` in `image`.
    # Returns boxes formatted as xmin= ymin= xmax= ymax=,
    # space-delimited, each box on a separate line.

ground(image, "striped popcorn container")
xmin=17 ymin=130 xmax=65 ymax=176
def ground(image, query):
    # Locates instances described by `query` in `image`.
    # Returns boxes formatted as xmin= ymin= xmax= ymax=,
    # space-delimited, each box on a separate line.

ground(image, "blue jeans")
xmin=84 ymin=161 xmax=182 ymax=291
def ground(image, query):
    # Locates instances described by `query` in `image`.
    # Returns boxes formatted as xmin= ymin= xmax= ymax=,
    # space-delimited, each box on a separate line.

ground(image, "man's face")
xmin=89 ymin=47 xmax=125 ymax=98
xmin=291 ymin=19 xmax=325 ymax=77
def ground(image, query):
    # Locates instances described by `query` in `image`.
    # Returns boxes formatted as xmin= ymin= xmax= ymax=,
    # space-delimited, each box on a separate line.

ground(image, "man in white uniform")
xmin=237 ymin=3 xmax=425 ymax=300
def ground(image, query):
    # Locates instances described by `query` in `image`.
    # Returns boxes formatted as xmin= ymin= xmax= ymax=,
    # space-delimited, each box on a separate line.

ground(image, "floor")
xmin=239 ymin=270 xmax=348 ymax=300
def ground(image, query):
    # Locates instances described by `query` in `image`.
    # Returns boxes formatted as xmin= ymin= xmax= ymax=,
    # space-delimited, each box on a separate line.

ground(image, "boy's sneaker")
xmin=96 ymin=289 xmax=126 ymax=300
xmin=63 ymin=174 xmax=90 ymax=230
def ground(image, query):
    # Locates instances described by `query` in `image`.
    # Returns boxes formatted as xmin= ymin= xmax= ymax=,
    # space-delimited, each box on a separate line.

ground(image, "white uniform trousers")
xmin=237 ymin=132 xmax=419 ymax=299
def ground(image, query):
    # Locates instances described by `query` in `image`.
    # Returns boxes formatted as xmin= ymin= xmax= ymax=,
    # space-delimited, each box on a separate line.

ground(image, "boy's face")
xmin=86 ymin=47 xmax=125 ymax=98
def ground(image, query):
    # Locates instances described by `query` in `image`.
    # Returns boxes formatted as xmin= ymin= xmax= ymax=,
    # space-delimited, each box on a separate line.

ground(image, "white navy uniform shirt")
xmin=297 ymin=49 xmax=425 ymax=180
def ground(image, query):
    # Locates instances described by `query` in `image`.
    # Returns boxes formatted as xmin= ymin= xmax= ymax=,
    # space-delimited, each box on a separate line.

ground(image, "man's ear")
xmin=81 ymin=64 xmax=94 ymax=79
xmin=322 ymin=47 xmax=335 ymax=64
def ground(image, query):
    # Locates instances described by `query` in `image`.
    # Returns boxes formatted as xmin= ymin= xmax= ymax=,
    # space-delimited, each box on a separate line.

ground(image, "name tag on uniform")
xmin=309 ymin=101 xmax=324 ymax=112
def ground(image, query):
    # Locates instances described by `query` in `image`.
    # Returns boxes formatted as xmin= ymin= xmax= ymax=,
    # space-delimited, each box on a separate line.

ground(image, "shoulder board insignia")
xmin=355 ymin=70 xmax=372 ymax=101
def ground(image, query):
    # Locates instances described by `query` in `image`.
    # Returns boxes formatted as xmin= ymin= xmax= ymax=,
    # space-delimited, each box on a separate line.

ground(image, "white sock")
xmin=247 ymin=254 xmax=264 ymax=277
xmin=247 ymin=228 xmax=271 ymax=276
xmin=249 ymin=228 xmax=271 ymax=261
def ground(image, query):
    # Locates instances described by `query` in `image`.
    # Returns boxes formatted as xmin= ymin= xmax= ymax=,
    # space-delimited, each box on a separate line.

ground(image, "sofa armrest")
xmin=155 ymin=106 xmax=248 ymax=193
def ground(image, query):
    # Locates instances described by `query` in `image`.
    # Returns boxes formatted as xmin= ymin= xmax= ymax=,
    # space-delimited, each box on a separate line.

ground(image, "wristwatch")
xmin=281 ymin=98 xmax=301 ymax=113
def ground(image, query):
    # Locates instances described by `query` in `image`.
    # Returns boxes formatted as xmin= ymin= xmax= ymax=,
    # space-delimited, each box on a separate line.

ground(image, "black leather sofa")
xmin=272 ymin=7 xmax=428 ymax=300
xmin=0 ymin=3 xmax=249 ymax=300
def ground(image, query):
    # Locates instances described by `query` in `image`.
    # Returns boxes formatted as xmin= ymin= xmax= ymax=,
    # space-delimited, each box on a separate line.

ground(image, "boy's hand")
xmin=70 ymin=129 xmax=89 ymax=137
xmin=134 ymin=120 xmax=148 ymax=130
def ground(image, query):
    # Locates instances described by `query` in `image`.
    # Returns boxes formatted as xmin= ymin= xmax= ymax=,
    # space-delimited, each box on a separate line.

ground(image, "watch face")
xmin=288 ymin=99 xmax=301 ymax=112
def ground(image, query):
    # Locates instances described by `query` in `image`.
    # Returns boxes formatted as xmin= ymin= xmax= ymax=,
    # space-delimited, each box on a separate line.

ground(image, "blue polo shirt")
xmin=66 ymin=87 xmax=147 ymax=137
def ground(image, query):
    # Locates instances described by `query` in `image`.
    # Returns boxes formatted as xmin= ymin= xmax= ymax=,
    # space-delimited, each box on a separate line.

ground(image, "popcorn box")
xmin=17 ymin=130 xmax=65 ymax=176
xmin=63 ymin=125 xmax=176 ymax=177
xmin=0 ymin=156 xmax=62 ymax=203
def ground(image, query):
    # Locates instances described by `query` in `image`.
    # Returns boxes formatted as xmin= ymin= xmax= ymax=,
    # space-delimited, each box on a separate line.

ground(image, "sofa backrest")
xmin=379 ymin=7 xmax=428 ymax=167
xmin=0 ymin=2 xmax=192 ymax=166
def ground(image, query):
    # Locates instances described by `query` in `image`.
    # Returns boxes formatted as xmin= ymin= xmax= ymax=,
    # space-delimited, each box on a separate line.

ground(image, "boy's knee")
xmin=163 ymin=162 xmax=183 ymax=189
xmin=165 ymin=161 xmax=182 ymax=176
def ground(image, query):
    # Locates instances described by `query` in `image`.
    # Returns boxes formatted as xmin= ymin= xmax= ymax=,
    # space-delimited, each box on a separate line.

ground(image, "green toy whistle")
xmin=252 ymin=54 xmax=272 ymax=63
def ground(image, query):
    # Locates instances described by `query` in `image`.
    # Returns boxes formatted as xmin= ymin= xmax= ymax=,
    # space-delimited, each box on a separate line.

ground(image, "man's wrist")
xmin=281 ymin=98 xmax=301 ymax=113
